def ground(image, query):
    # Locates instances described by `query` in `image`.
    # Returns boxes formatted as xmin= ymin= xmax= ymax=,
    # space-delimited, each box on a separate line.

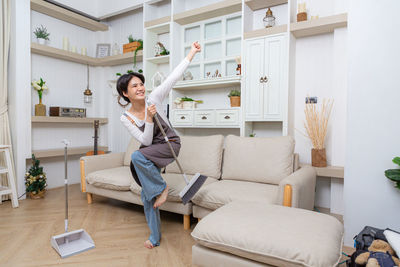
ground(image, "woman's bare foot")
xmin=154 ymin=185 xmax=169 ymax=208
xmin=144 ymin=240 xmax=154 ymax=249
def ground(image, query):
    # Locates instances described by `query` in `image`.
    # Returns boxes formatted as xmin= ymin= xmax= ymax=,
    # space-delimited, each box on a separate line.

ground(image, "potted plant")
xmin=123 ymin=36 xmax=142 ymax=53
xmin=33 ymin=25 xmax=50 ymax=45
xmin=385 ymin=157 xmax=400 ymax=190
xmin=304 ymin=99 xmax=333 ymax=167
xmin=31 ymin=78 xmax=49 ymax=116
xmin=228 ymin=90 xmax=241 ymax=107
xmin=174 ymin=97 xmax=203 ymax=109
xmin=25 ymin=154 xmax=47 ymax=199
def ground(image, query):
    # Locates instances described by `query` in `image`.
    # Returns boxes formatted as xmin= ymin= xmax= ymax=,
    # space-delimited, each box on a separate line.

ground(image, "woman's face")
xmin=123 ymin=76 xmax=145 ymax=102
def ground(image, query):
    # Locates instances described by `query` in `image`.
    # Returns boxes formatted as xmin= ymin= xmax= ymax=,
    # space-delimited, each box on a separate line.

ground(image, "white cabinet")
xmin=172 ymin=110 xmax=193 ymax=126
xmin=194 ymin=110 xmax=214 ymax=126
xmin=244 ymin=34 xmax=287 ymax=121
xmin=215 ymin=109 xmax=239 ymax=126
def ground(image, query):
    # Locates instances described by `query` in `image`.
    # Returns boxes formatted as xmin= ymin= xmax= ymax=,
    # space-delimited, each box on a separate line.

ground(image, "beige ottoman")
xmin=191 ymin=201 xmax=344 ymax=267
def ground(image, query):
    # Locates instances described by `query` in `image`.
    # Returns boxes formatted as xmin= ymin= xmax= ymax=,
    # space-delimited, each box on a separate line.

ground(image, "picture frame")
xmin=96 ymin=43 xmax=111 ymax=58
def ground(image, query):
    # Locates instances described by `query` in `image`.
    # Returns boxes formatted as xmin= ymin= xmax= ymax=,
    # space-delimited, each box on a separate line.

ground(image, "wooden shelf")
xmin=32 ymin=116 xmax=108 ymax=124
xmin=31 ymin=43 xmax=143 ymax=66
xmin=174 ymin=76 xmax=242 ymax=90
xmin=31 ymin=146 xmax=108 ymax=158
xmin=290 ymin=13 xmax=347 ymax=38
xmin=97 ymin=51 xmax=143 ymax=66
xmin=144 ymin=16 xmax=171 ymax=28
xmin=301 ymin=164 xmax=344 ymax=179
xmin=30 ymin=0 xmax=108 ymax=32
xmin=173 ymin=0 xmax=242 ymax=25
xmin=244 ymin=24 xmax=287 ymax=39
xmin=31 ymin=43 xmax=97 ymax=65
xmin=146 ymin=55 xmax=170 ymax=64
xmin=245 ymin=0 xmax=288 ymax=11
xmin=146 ymin=23 xmax=170 ymax=34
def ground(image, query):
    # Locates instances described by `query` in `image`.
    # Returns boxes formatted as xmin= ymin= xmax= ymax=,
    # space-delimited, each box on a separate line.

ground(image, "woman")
xmin=117 ymin=42 xmax=201 ymax=249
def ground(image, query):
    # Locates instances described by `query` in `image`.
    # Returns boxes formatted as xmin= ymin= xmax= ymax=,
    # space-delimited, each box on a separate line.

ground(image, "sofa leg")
xmin=183 ymin=215 xmax=190 ymax=230
xmin=87 ymin=192 xmax=93 ymax=204
xmin=198 ymin=218 xmax=201 ymax=222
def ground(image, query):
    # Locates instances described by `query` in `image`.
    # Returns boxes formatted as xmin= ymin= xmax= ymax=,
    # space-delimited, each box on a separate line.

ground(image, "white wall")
xmin=51 ymin=0 xmax=143 ymax=19
xmin=344 ymin=0 xmax=400 ymax=245
xmin=291 ymin=1 xmax=347 ymax=212
xmin=9 ymin=0 xmax=31 ymax=197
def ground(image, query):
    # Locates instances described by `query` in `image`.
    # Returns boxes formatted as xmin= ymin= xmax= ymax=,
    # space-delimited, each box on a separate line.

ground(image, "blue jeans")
xmin=131 ymin=150 xmax=166 ymax=247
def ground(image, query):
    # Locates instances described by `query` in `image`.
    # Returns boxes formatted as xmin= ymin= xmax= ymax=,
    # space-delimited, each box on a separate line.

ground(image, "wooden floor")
xmin=0 ymin=184 xmax=195 ymax=267
xmin=0 ymin=184 xmax=354 ymax=266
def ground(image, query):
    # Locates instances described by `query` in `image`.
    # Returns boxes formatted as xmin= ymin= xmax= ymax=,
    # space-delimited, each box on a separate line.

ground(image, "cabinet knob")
xmin=201 ymin=116 xmax=207 ymax=120
xmin=263 ymin=76 xmax=268 ymax=83
xmin=260 ymin=77 xmax=263 ymax=83
xmin=180 ymin=116 xmax=185 ymax=120
xmin=224 ymin=115 xmax=230 ymax=119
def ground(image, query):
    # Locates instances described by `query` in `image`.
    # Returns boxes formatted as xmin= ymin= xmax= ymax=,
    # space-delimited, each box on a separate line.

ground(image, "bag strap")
xmin=123 ymin=112 xmax=137 ymax=127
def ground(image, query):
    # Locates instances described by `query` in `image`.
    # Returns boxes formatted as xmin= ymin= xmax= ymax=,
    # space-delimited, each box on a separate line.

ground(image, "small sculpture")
xmin=183 ymin=71 xmax=193 ymax=81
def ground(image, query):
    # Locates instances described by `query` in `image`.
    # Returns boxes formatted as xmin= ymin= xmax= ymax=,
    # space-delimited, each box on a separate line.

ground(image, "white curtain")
xmin=1 ymin=0 xmax=14 ymax=201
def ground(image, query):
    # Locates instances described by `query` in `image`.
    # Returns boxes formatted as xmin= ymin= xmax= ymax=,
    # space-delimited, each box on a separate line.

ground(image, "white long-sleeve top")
xmin=120 ymin=58 xmax=190 ymax=146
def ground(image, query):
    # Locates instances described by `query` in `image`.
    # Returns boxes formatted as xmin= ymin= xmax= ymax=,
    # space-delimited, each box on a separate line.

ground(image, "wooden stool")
xmin=0 ymin=145 xmax=19 ymax=208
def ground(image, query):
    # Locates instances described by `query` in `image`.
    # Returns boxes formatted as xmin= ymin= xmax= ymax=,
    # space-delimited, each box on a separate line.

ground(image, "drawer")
xmin=172 ymin=110 xmax=193 ymax=126
xmin=215 ymin=109 xmax=239 ymax=126
xmin=194 ymin=110 xmax=215 ymax=126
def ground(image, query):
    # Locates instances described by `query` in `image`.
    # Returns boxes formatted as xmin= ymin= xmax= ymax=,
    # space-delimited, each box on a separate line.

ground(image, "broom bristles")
xmin=304 ymin=98 xmax=333 ymax=149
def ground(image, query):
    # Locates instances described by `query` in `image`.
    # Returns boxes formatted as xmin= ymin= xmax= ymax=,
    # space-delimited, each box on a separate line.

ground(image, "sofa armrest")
xmin=277 ymin=166 xmax=316 ymax=210
xmin=80 ymin=152 xmax=125 ymax=192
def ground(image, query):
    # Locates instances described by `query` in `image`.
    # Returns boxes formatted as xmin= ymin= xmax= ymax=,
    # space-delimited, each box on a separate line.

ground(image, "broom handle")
xmin=62 ymin=141 xmax=69 ymax=233
xmin=153 ymin=113 xmax=188 ymax=184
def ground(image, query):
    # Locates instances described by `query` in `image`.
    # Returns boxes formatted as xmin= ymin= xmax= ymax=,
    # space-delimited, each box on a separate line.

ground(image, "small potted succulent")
xmin=228 ymin=90 xmax=241 ymax=107
xmin=25 ymin=154 xmax=47 ymax=199
xmin=385 ymin=157 xmax=400 ymax=190
xmin=33 ymin=25 xmax=50 ymax=45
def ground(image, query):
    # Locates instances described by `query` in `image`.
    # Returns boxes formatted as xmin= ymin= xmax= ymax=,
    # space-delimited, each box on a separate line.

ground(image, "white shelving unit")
xmin=174 ymin=76 xmax=241 ymax=90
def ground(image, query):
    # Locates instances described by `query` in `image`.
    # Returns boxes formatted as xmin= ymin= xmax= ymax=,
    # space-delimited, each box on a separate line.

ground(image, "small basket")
xmin=297 ymin=12 xmax=307 ymax=22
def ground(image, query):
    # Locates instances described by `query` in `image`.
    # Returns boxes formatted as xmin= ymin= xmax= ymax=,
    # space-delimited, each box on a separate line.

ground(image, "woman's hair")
xmin=116 ymin=72 xmax=145 ymax=107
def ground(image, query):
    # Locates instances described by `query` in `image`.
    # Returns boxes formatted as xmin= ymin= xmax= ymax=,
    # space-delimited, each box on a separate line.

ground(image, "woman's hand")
xmin=186 ymin=41 xmax=201 ymax=62
xmin=146 ymin=104 xmax=156 ymax=123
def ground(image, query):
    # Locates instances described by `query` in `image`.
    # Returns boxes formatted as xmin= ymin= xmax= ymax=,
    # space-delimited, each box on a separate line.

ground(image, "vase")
xmin=230 ymin=96 xmax=241 ymax=107
xmin=28 ymin=189 xmax=46 ymax=199
xmin=37 ymin=38 xmax=46 ymax=45
xmin=35 ymin=98 xmax=46 ymax=116
xmin=311 ymin=148 xmax=327 ymax=167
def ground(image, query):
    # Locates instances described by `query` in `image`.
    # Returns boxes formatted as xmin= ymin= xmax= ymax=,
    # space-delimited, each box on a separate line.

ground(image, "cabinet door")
xmin=244 ymin=38 xmax=265 ymax=121
xmin=263 ymin=34 xmax=286 ymax=120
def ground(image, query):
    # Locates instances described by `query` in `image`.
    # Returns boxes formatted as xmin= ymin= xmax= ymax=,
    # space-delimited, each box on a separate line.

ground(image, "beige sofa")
xmin=80 ymin=135 xmax=316 ymax=230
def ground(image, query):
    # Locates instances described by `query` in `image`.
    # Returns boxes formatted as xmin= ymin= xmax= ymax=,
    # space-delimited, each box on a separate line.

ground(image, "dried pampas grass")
xmin=304 ymin=98 xmax=333 ymax=149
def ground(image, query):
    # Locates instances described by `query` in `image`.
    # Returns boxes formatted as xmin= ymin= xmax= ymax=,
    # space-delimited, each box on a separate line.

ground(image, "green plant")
xmin=385 ymin=157 xmax=400 ymax=190
xmin=116 ymin=68 xmax=143 ymax=77
xmin=128 ymin=34 xmax=134 ymax=43
xmin=133 ymin=39 xmax=143 ymax=67
xmin=174 ymin=97 xmax=203 ymax=104
xmin=33 ymin=25 xmax=50 ymax=40
xmin=228 ymin=90 xmax=241 ymax=97
xmin=31 ymin=78 xmax=49 ymax=102
xmin=25 ymin=154 xmax=47 ymax=194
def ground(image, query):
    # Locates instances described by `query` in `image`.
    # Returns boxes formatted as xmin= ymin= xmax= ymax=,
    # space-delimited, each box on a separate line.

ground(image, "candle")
xmin=71 ymin=46 xmax=77 ymax=53
xmin=81 ymin=47 xmax=87 ymax=55
xmin=62 ymin=37 xmax=69 ymax=51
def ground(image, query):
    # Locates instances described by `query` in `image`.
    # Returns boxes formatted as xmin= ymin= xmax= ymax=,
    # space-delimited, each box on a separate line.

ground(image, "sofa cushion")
xmin=166 ymin=135 xmax=224 ymax=179
xmin=192 ymin=201 xmax=344 ymax=267
xmin=130 ymin=172 xmax=219 ymax=202
xmin=123 ymin=138 xmax=141 ymax=166
xmin=222 ymin=135 xmax=295 ymax=185
xmin=87 ymin=166 xmax=133 ymax=191
xmin=192 ymin=180 xmax=278 ymax=210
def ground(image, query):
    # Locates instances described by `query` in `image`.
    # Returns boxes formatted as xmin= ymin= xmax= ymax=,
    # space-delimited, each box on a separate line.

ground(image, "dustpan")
xmin=51 ymin=140 xmax=95 ymax=258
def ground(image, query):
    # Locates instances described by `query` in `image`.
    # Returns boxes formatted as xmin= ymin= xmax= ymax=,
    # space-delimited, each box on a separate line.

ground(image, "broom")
xmin=152 ymin=112 xmax=207 ymax=205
